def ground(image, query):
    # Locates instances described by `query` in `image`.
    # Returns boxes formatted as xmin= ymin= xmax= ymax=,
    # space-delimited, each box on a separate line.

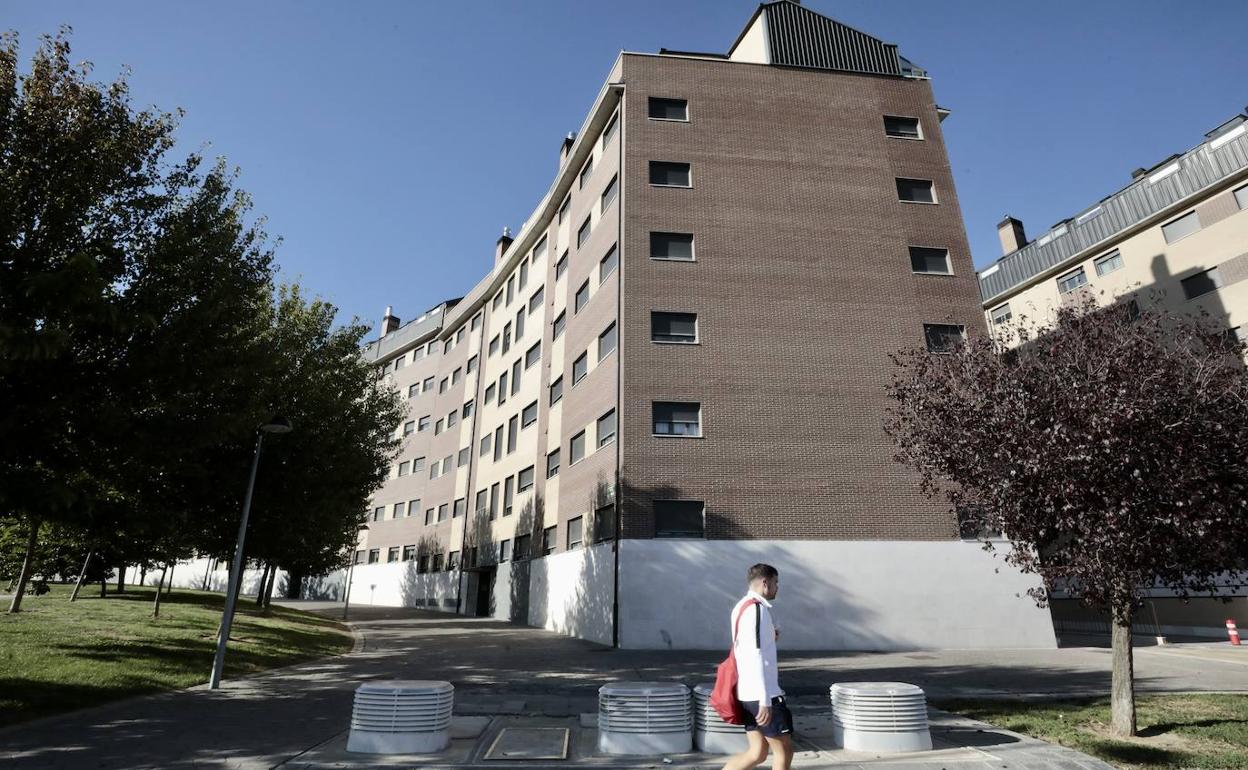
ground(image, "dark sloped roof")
xmin=732 ymin=0 xmax=911 ymax=78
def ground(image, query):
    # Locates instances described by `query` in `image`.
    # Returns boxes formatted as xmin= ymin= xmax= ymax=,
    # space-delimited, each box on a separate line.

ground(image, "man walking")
xmin=723 ymin=563 xmax=792 ymax=770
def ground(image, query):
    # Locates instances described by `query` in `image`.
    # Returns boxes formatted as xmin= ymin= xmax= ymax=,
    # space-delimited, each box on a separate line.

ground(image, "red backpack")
xmin=709 ymin=599 xmax=760 ymax=725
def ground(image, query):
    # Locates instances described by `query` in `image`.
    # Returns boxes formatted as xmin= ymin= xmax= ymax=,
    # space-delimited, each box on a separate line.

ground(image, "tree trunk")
xmin=152 ymin=564 xmax=168 ymax=617
xmin=139 ymin=566 xmax=147 ymax=586
xmin=6 ymin=516 xmax=42 ymax=614
xmin=70 ymin=551 xmax=94 ymax=602
xmin=262 ymin=563 xmax=278 ymax=609
xmin=254 ymin=563 xmax=271 ymax=606
xmin=165 ymin=563 xmax=174 ymax=595
xmin=116 ymin=566 xmax=126 ymax=593
xmin=202 ymin=557 xmax=214 ymax=591
xmin=1110 ymin=601 xmax=1137 ymax=737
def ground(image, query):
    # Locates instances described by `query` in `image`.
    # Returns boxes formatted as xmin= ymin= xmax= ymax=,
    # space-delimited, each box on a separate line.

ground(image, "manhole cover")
xmin=484 ymin=727 xmax=570 ymax=760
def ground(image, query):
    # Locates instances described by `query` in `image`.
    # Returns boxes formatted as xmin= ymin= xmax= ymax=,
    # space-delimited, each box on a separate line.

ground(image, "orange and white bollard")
xmin=1228 ymin=619 xmax=1242 ymax=646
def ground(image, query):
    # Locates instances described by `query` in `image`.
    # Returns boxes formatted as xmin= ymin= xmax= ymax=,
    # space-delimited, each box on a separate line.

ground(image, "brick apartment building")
xmin=345 ymin=0 xmax=1055 ymax=650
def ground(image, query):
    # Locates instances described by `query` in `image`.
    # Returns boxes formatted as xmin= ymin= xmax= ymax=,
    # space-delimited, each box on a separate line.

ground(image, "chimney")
xmin=997 ymin=216 xmax=1027 ymax=255
xmin=559 ymin=132 xmax=576 ymax=168
xmin=496 ymin=227 xmax=514 ymax=264
xmin=380 ymin=305 xmax=400 ymax=337
xmin=1130 ymin=167 xmax=1148 ymax=180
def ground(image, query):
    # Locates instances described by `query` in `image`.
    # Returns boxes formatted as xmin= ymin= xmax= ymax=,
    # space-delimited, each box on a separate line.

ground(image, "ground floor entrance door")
xmin=475 ymin=567 xmax=495 ymax=617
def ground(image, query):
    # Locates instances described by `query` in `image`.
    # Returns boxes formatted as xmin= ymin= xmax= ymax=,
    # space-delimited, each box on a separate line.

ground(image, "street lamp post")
xmin=342 ymin=525 xmax=368 ymax=621
xmin=209 ymin=416 xmax=292 ymax=690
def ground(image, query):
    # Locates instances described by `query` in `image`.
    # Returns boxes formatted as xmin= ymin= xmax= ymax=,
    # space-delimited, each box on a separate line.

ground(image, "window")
xmin=572 ymin=352 xmax=588 ymax=384
xmin=504 ymin=476 xmax=514 ymax=516
xmin=480 ymin=432 xmax=492 ymax=457
xmin=909 ymin=247 xmax=951 ymax=275
xmin=648 ymin=97 xmax=688 ymax=121
xmin=393 ymin=503 xmax=406 ymax=522
xmin=403 ymin=420 xmax=415 ymax=436
xmin=398 ymin=461 xmax=410 ymax=476
xmin=522 ymin=400 xmax=538 ymax=428
xmin=575 ymin=281 xmax=590 ymax=313
xmin=417 ymin=554 xmax=429 ymax=573
xmin=555 ymin=251 xmax=569 ymax=280
xmin=1094 ymin=250 xmax=1124 ymax=276
xmin=443 ymin=339 xmax=452 ymax=354
xmin=515 ymin=307 xmax=525 ymax=341
xmin=444 ymin=453 xmax=453 ymax=471
xmin=499 ymin=539 xmax=512 ymax=563
xmin=425 ymin=508 xmax=434 ymax=525
xmin=506 ymin=275 xmax=515 ymax=304
xmin=896 ymin=178 xmax=936 ymax=203
xmin=429 ymin=460 xmax=438 ymax=479
xmin=549 ymin=376 xmax=564 ymax=405
xmin=458 ymin=447 xmax=470 ymax=467
xmin=515 ymin=533 xmax=531 ymax=561
xmin=418 ymin=415 xmax=431 ymax=432
xmin=423 ymin=376 xmax=435 ymax=391
xmin=393 ymin=354 xmax=405 ymax=371
xmin=655 ymin=500 xmax=704 ymax=538
xmin=434 ymin=418 xmax=443 ymax=436
xmin=368 ymin=549 xmax=380 ymax=564
xmin=601 ymin=174 xmax=618 ymax=213
xmin=533 ymin=235 xmax=547 ymax=263
xmin=441 ymin=553 xmax=451 ymax=571
xmin=453 ymin=498 xmax=466 ymax=518
xmin=372 ymin=506 xmax=384 ymax=522
xmin=651 ymin=232 xmax=694 ymax=261
xmin=1162 ymin=211 xmax=1201 ymax=243
xmin=489 ymin=335 xmax=500 ymax=356
xmin=403 ymin=545 xmax=416 ymax=561
xmin=542 ymin=526 xmax=557 ymax=555
xmin=598 ymin=323 xmax=617 ymax=360
xmin=408 ymin=498 xmax=420 ymax=517
xmin=503 ymin=323 xmax=511 ymax=353
xmin=413 ymin=347 xmax=425 ymax=361
xmin=525 ymin=342 xmax=541 ymax=369
xmin=407 ymin=384 xmax=419 ymax=399
xmin=456 ymin=326 xmax=466 ymax=344
xmin=467 ymin=355 xmax=477 ymax=374
xmin=567 ymin=517 xmax=584 ymax=550
xmin=1057 ymin=267 xmax=1088 ymax=294
xmin=651 ymin=312 xmax=697 ymax=343
xmin=494 ymin=425 xmax=503 ymax=462
xmin=463 ymin=400 xmax=474 ymax=419
xmin=558 ymin=195 xmax=570 ymax=224
xmin=511 ymin=359 xmax=521 ymax=395
xmin=579 ymin=155 xmax=594 ymax=189
xmin=529 ymin=286 xmax=544 ymax=314
xmin=570 ymin=430 xmax=586 ymax=464
xmin=413 ymin=457 xmax=425 ymax=472
xmin=475 ymin=489 xmax=488 ymax=515
xmin=438 ymin=503 xmax=448 ymax=522
xmin=602 ymin=110 xmax=619 ymax=146
xmin=990 ymin=304 xmax=1012 ymax=326
xmin=499 ymin=372 xmax=508 ymax=404
xmin=650 ymin=161 xmax=691 ymax=187
xmin=594 ymin=503 xmax=615 ymax=542
xmin=484 ymin=383 xmax=496 ymax=404
xmin=653 ymin=402 xmax=701 ymax=436
xmin=388 ymin=546 xmax=399 ymax=563
xmin=884 ymin=115 xmax=921 ymax=139
xmin=923 ymin=323 xmax=965 ymax=353
xmin=1235 ymin=184 xmax=1248 ymax=211
xmin=427 ymin=341 xmax=436 ymax=355
xmin=577 ymin=216 xmax=592 ymax=248
xmin=546 ymin=449 xmax=560 ymax=478
xmin=518 ymin=465 xmax=535 ymax=492
xmin=1182 ymin=267 xmax=1222 ymax=300
xmin=439 ymin=377 xmax=448 ymax=393
xmin=599 ymin=245 xmax=618 ymax=283
xmin=447 ymin=410 xmax=458 ymax=428
xmin=552 ymin=310 xmax=566 ymax=340
xmin=507 ymin=415 xmax=518 ymax=453
xmin=597 ymin=409 xmax=616 ymax=447
xmin=519 ymin=258 xmax=529 ymax=289
xmin=471 ymin=312 xmax=483 ymax=331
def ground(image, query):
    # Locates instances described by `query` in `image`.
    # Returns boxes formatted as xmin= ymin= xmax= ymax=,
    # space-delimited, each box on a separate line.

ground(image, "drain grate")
xmin=484 ymin=727 xmax=570 ymax=761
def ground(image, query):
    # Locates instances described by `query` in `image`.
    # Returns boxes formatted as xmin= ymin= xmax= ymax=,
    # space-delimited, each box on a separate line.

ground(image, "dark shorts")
xmin=740 ymin=696 xmax=793 ymax=738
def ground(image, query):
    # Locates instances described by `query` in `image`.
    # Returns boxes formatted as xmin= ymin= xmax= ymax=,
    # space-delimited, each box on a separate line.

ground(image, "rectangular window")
xmin=407 ymin=384 xmax=418 ymax=399
xmin=570 ymin=430 xmax=586 ymax=464
xmin=572 ymin=352 xmax=588 ymax=385
xmin=598 ymin=323 xmax=617 ymax=360
xmin=522 ymin=400 xmax=538 ymax=428
xmin=1235 ymin=184 xmax=1248 ymax=211
xmin=923 ymin=323 xmax=965 ymax=353
xmin=577 ymin=216 xmax=592 ymax=248
xmin=447 ymin=410 xmax=457 ymax=428
xmin=549 ymin=376 xmax=563 ymax=405
xmin=463 ymin=400 xmax=474 ymax=419
xmin=498 ymin=372 xmax=508 ymax=404
xmin=597 ymin=409 xmax=617 ymax=447
xmin=372 ymin=505 xmax=384 ymax=522
xmin=434 ymin=418 xmax=443 ymax=436
xmin=408 ymin=498 xmax=419 ymax=517
xmin=546 ymin=449 xmax=560 ymax=478
xmin=443 ymin=339 xmax=452 ymax=354
xmin=368 ymin=549 xmax=380 ymax=564
xmin=653 ymin=402 xmax=701 ymax=437
xmin=458 ymin=446 xmax=470 ymax=467
xmin=439 ymin=553 xmax=449 ymax=571
xmin=533 ymin=235 xmax=547 ymax=263
xmin=884 ymin=115 xmax=921 ymax=139
xmin=594 ymin=503 xmax=615 ymax=542
xmin=896 ymin=178 xmax=936 ymax=203
xmin=439 ymin=377 xmax=448 ymax=393
xmin=438 ymin=503 xmax=448 ymax=522
xmin=575 ymin=280 xmax=590 ymax=313
xmin=504 ymin=476 xmax=514 ymax=516
xmin=1162 ymin=211 xmax=1201 ymax=243
xmin=511 ymin=359 xmax=521 ymax=395
xmin=555 ymin=251 xmax=569 ymax=280
xmin=413 ymin=457 xmax=425 ymax=472
xmin=515 ymin=307 xmax=525 ymax=341
xmin=648 ymin=97 xmax=688 ymax=121
xmin=418 ymin=415 xmax=431 ymax=431
xmin=489 ymin=335 xmax=500 ymax=356
xmin=494 ymin=425 xmax=503 ymax=462
xmin=398 ymin=461 xmax=410 ymax=476
xmin=499 ymin=539 xmax=512 ymax=563
xmin=1182 ymin=267 xmax=1222 ymax=300
xmin=990 ymin=304 xmax=1012 ymax=326
xmin=453 ymin=497 xmax=466 ymax=518
xmin=503 ymin=322 xmax=512 ymax=353
xmin=429 ymin=460 xmax=438 ymax=480
xmin=650 ymin=161 xmax=691 ymax=187
xmin=525 ymin=342 xmax=541 ymax=369
xmin=387 ymin=546 xmax=400 ymax=563
xmin=489 ymin=483 xmax=499 ymax=519
xmin=507 ymin=415 xmax=518 ymax=453
xmin=423 ymin=376 xmax=434 ymax=391
xmin=493 ymin=291 xmax=503 ymax=311
xmin=484 ymin=383 xmax=496 ymax=404
xmin=552 ymin=310 xmax=566 ymax=340
xmin=529 ymin=286 xmax=544 ymax=314
xmin=506 ymin=275 xmax=515 ymax=305
xmin=467 ymin=355 xmax=477 ymax=374
xmin=519 ymin=258 xmax=529 ymax=290
xmin=515 ymin=534 xmax=531 ymax=561
xmin=518 ymin=465 xmax=535 ymax=492
xmin=599 ymin=245 xmax=618 ymax=283
xmin=403 ymin=420 xmax=415 ymax=436
xmin=1094 ymin=250 xmax=1124 ymax=276
xmin=651 ymin=311 xmax=697 ymax=343
xmin=650 ymin=232 xmax=694 ymax=261
xmin=471 ymin=312 xmax=483 ymax=331
xmin=402 ymin=545 xmax=416 ymax=561
xmin=543 ymin=526 xmax=557 ymax=555
xmin=413 ymin=347 xmax=425 ymax=361
xmin=558 ymin=195 xmax=570 ymax=224
xmin=456 ymin=326 xmax=466 ymax=344
xmin=579 ymin=154 xmax=594 ymax=189
xmin=425 ymin=508 xmax=434 ymax=525
xmin=480 ymin=432 xmax=492 ymax=457
xmin=451 ymin=367 xmax=461 ymax=385
xmin=443 ymin=454 xmax=453 ymax=471
xmin=1057 ymin=267 xmax=1088 ymax=294
xmin=909 ymin=246 xmax=951 ymax=275
xmin=655 ymin=500 xmax=704 ymax=538
xmin=601 ymin=174 xmax=618 ymax=213
xmin=567 ymin=516 xmax=584 ymax=550
xmin=602 ymin=111 xmax=619 ymax=147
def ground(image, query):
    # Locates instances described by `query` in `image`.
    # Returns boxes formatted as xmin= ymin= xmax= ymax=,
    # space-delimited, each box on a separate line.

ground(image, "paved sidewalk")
xmin=1 ymin=602 xmax=1243 ymax=769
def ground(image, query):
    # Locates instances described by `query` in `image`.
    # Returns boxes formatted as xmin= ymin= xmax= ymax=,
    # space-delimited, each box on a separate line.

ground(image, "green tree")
xmin=886 ymin=299 xmax=1248 ymax=737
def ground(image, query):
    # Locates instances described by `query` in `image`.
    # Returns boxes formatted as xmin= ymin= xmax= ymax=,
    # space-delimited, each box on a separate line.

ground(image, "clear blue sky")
xmin=9 ymin=1 xmax=1246 ymax=333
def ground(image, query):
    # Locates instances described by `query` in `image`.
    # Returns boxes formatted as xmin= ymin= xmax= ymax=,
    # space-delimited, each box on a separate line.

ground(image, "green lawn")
xmin=936 ymin=694 xmax=1248 ymax=770
xmin=0 ymin=584 xmax=352 ymax=726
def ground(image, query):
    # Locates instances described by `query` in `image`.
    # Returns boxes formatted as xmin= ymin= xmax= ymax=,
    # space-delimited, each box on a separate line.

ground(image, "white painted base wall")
xmin=617 ymin=540 xmax=1056 ymax=651
xmin=526 ymin=543 xmax=615 ymax=645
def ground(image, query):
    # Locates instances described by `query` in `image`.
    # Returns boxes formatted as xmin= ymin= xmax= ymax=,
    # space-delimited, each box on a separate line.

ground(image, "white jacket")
xmin=731 ymin=591 xmax=783 ymax=702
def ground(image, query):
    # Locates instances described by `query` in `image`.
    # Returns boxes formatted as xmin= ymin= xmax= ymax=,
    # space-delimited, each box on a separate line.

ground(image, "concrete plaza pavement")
xmin=1 ymin=600 xmax=1244 ymax=769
